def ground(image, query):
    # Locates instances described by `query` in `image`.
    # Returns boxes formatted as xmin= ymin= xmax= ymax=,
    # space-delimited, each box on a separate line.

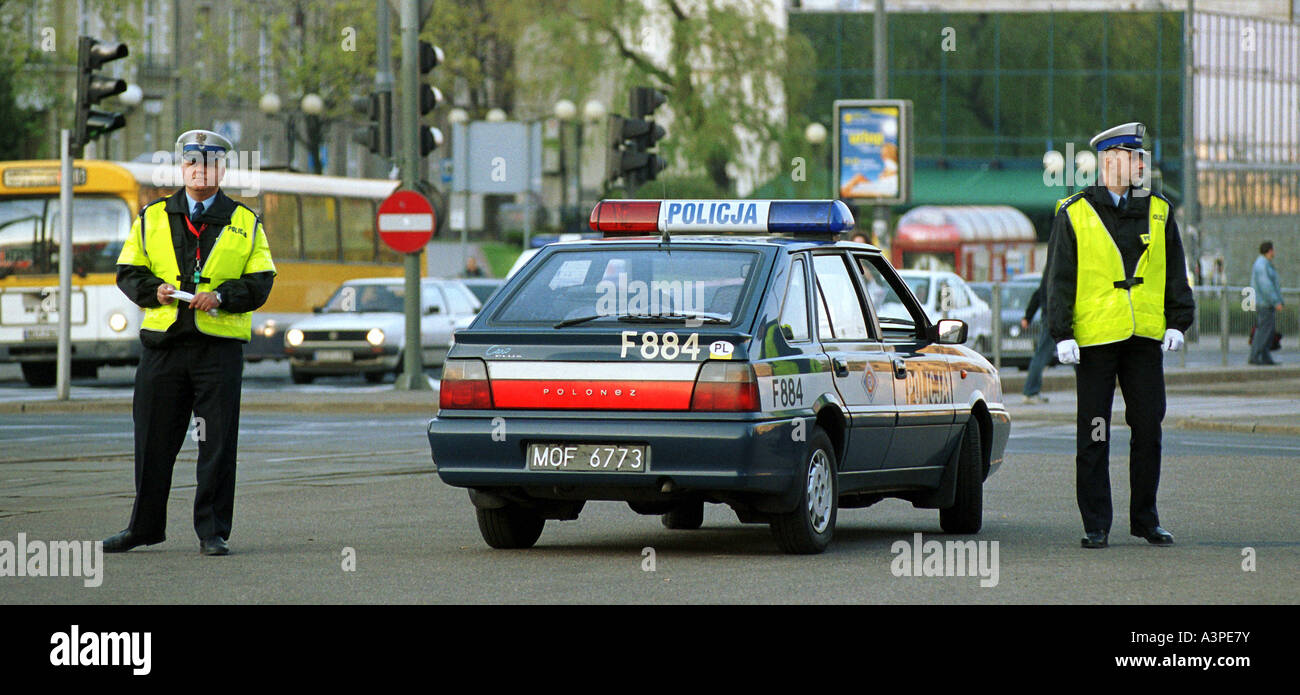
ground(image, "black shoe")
xmin=1081 ymin=531 xmax=1109 ymax=549
xmin=102 ymin=530 xmax=164 ymax=553
xmin=1132 ymin=526 xmax=1174 ymax=545
xmin=199 ymin=537 xmax=230 ymax=556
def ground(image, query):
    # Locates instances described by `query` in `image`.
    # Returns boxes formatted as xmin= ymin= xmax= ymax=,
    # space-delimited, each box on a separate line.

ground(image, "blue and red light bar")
xmin=588 ymin=199 xmax=855 ymax=237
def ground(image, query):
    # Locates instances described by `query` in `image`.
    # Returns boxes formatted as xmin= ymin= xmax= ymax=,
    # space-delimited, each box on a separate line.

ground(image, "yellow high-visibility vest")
xmin=1056 ymin=194 xmax=1168 ymax=347
xmin=116 ymin=197 xmax=275 ymax=342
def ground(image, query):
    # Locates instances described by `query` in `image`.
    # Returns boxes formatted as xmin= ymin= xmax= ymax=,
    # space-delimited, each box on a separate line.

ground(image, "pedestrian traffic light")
xmin=351 ymin=91 xmax=391 ymax=158
xmin=417 ymin=41 xmax=444 ymax=157
xmin=73 ymin=36 xmax=129 ymax=157
xmin=605 ymin=86 xmax=668 ymax=194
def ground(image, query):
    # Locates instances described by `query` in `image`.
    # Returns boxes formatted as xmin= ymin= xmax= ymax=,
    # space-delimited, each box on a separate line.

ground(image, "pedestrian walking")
xmin=1249 ymin=241 xmax=1283 ymax=365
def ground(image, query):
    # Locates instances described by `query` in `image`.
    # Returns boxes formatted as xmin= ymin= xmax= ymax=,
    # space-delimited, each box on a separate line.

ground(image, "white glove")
xmin=1162 ymin=328 xmax=1184 ymax=352
xmin=1056 ymin=339 xmax=1081 ymax=365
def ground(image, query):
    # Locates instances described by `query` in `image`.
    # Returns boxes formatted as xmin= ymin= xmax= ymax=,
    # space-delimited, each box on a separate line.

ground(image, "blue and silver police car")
xmin=428 ymin=199 xmax=1011 ymax=554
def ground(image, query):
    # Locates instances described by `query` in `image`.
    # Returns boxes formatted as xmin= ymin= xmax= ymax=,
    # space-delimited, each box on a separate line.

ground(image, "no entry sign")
xmin=377 ymin=189 xmax=436 ymax=254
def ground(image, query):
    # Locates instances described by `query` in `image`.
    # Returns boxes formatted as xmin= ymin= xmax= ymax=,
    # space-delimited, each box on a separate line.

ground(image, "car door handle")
xmin=832 ymin=357 xmax=849 ymax=377
xmin=891 ymin=357 xmax=907 ymax=379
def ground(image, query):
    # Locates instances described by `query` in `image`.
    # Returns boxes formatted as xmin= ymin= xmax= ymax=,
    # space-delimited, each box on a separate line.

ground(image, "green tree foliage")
xmin=0 ymin=0 xmax=140 ymax=159
xmin=523 ymin=0 xmax=814 ymax=195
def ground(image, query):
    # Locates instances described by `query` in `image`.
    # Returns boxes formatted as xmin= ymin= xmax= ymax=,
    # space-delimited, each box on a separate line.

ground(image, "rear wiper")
xmin=554 ymin=312 xmax=730 ymax=328
xmin=618 ymin=313 xmax=731 ymax=324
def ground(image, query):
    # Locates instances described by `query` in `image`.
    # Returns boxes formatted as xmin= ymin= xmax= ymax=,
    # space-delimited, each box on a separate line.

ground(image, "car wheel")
xmin=662 ymin=499 xmax=704 ymax=530
xmin=476 ymin=505 xmax=545 ymax=549
xmin=290 ymin=367 xmax=314 ymax=385
xmin=20 ymin=362 xmax=55 ymax=387
xmin=940 ymin=420 xmax=983 ymax=534
xmin=770 ymin=427 xmax=837 ymax=554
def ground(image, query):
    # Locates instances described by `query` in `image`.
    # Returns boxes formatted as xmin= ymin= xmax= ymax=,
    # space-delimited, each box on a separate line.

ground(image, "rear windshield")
xmin=492 ymin=247 xmax=762 ymax=325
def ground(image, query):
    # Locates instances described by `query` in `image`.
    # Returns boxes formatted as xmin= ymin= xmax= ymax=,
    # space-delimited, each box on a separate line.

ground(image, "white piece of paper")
xmin=169 ymin=290 xmax=195 ymax=302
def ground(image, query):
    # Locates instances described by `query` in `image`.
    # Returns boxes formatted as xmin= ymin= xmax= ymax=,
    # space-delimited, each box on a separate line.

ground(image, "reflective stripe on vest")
xmin=1065 ymin=196 xmax=1168 ymax=347
xmin=132 ymin=201 xmax=262 ymax=341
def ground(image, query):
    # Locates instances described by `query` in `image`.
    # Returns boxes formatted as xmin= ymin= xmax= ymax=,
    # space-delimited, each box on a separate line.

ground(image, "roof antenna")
xmin=659 ymin=177 xmax=670 ymax=245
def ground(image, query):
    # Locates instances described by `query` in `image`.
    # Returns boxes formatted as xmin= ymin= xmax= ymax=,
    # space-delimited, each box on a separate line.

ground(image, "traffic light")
xmin=351 ymin=91 xmax=392 ymax=158
xmin=605 ymin=86 xmax=667 ymax=194
xmin=73 ymin=36 xmax=129 ymax=157
xmin=417 ymin=41 xmax=444 ymax=157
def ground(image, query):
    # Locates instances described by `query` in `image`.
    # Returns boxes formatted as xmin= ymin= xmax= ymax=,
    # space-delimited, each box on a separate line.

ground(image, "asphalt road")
xmin=1 ymin=412 xmax=1295 ymax=604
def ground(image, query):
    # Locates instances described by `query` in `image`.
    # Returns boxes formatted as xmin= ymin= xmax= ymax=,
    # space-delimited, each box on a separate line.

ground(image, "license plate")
xmin=527 ymin=443 xmax=648 ymax=473
xmin=314 ymin=349 xmax=353 ymax=363
xmin=23 ymin=326 xmax=56 ymax=341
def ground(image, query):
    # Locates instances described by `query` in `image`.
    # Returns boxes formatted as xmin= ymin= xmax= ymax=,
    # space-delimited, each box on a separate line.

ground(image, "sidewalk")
xmin=1006 ymin=370 xmax=1300 ymax=435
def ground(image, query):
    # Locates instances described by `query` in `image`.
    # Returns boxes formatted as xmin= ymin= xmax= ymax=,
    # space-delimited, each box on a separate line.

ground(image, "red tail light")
xmin=439 ymin=359 xmax=493 ymax=409
xmin=691 ymin=362 xmax=759 ymax=412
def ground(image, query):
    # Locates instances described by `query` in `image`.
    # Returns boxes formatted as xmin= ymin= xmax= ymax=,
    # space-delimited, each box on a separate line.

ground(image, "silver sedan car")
xmin=283 ymin=277 xmax=479 ymax=384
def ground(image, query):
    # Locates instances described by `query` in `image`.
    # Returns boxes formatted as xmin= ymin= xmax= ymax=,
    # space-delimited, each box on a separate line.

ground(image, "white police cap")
xmin=176 ymin=129 xmax=232 ymax=156
xmin=1089 ymin=122 xmax=1146 ymax=152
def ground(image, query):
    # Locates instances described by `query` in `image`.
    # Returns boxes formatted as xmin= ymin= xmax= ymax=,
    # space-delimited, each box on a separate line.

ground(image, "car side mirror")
xmin=934 ymin=318 xmax=968 ymax=345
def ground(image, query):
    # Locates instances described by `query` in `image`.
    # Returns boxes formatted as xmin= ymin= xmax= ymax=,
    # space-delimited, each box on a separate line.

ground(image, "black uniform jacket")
xmin=1044 ymin=185 xmax=1196 ymax=343
xmin=116 ymin=189 xmax=275 ymax=349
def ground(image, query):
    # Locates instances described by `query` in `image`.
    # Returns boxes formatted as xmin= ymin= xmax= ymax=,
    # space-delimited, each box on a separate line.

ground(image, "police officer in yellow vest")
xmin=102 ymin=129 xmax=275 ymax=556
xmin=1045 ymin=122 xmax=1195 ymax=550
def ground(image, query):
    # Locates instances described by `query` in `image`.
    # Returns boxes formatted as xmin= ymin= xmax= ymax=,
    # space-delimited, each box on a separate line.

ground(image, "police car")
xmin=427 ymin=199 xmax=1011 ymax=554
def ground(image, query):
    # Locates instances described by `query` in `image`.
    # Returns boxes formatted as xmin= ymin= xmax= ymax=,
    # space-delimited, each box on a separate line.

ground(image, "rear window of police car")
xmin=491 ymin=248 xmax=762 ymax=326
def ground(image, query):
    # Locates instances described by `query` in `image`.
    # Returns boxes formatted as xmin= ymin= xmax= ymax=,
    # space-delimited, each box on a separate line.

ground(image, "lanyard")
xmin=183 ymin=215 xmax=207 ymax=284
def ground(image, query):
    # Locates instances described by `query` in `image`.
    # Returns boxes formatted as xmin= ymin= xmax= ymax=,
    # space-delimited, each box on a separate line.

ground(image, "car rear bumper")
xmin=429 ymin=412 xmax=803 ymax=497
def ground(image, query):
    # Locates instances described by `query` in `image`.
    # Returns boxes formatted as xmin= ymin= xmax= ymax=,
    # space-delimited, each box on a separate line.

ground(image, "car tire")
xmin=476 ymin=505 xmax=545 ymax=549
xmin=20 ymin=362 xmax=55 ymax=387
xmin=770 ymin=427 xmax=838 ymax=554
xmin=364 ymin=371 xmax=385 ymax=384
xmin=290 ymin=368 xmax=314 ymax=385
xmin=662 ymin=499 xmax=704 ymax=530
xmin=940 ymin=420 xmax=983 ymax=534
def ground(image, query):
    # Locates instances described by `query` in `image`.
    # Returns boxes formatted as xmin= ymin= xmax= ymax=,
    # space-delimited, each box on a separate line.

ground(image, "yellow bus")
xmin=0 ymin=158 xmax=407 ymax=386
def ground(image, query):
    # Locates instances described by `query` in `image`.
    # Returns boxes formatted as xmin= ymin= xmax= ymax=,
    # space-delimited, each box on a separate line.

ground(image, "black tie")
xmin=191 ymin=203 xmax=203 ymax=222
xmin=1117 ymin=196 xmax=1127 ymax=212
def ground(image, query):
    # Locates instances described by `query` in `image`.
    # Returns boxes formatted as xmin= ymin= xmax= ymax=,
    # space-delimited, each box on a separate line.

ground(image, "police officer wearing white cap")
xmin=103 ymin=129 xmax=276 ymax=556
xmin=1044 ymin=122 xmax=1195 ymax=549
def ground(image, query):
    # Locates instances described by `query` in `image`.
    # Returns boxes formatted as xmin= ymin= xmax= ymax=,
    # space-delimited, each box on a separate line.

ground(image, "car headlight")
xmin=366 ymin=328 xmax=384 ymax=346
xmin=286 ymin=328 xmax=304 ymax=347
xmin=259 ymin=319 xmax=277 ymax=338
xmin=108 ymin=312 xmax=128 ymax=332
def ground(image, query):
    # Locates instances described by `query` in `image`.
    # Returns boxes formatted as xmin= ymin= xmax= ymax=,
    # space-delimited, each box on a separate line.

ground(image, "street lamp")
xmin=805 ymin=122 xmax=828 ymax=197
xmin=486 ymin=108 xmax=507 ymax=122
xmin=448 ymin=107 xmax=469 ymax=125
xmin=260 ymin=91 xmax=327 ymax=173
xmin=555 ymin=100 xmax=578 ymax=229
xmin=569 ymin=99 xmax=605 ymax=223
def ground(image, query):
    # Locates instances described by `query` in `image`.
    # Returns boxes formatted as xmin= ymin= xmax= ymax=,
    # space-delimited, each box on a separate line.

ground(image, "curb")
xmin=0 ymin=394 xmax=439 ymax=415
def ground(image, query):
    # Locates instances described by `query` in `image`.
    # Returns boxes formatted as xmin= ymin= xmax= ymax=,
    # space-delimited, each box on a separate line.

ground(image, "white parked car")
xmin=885 ymin=270 xmax=994 ymax=353
xmin=283 ymin=277 xmax=479 ymax=384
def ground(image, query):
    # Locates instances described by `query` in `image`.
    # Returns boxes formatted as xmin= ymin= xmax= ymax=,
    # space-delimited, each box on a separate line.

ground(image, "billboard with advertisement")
xmin=833 ymin=99 xmax=912 ymax=206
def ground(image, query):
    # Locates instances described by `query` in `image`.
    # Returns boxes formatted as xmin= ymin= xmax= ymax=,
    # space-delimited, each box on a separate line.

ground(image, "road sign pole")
xmin=56 ymin=130 xmax=73 ymax=400
xmin=394 ymin=0 xmax=430 ymax=391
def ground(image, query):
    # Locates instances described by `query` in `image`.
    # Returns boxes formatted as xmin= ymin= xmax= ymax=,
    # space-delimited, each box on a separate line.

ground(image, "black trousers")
xmin=1074 ymin=336 xmax=1166 ymax=535
xmin=128 ymin=340 xmax=244 ymax=541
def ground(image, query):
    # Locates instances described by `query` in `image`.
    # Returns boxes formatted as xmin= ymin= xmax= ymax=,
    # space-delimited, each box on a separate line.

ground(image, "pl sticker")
xmin=709 ymin=340 xmax=734 ymax=360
